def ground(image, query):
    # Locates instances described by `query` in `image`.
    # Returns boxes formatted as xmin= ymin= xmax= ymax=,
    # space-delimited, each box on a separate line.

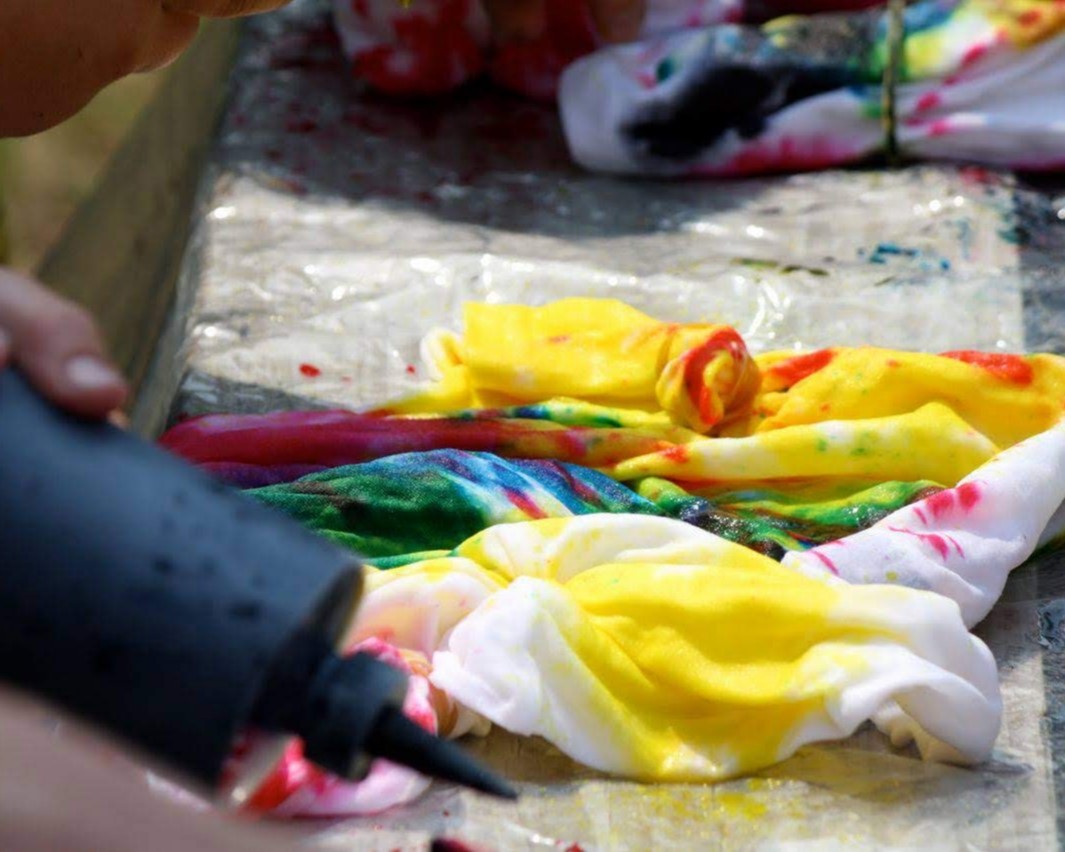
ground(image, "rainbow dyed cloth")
xmin=161 ymin=298 xmax=1065 ymax=816
xmin=330 ymin=0 xmax=1065 ymax=174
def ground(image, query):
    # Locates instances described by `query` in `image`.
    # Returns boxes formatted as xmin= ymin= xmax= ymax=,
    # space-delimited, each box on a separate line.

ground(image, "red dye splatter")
xmin=766 ymin=349 xmax=835 ymax=388
xmin=548 ymin=335 xmax=571 ymax=344
xmin=888 ymin=526 xmax=951 ymax=559
xmin=926 ymin=119 xmax=952 ymax=138
xmin=961 ymin=43 xmax=990 ymax=67
xmin=660 ymin=445 xmax=691 ymax=464
xmin=1018 ymin=8 xmax=1043 ymax=25
xmin=940 ymin=351 xmax=1033 ymax=384
xmin=406 ymin=364 xmax=417 ymax=375
xmin=886 ymin=359 xmax=901 ymax=368
xmin=812 ymin=551 xmax=839 ymax=575
xmin=957 ymin=481 xmax=982 ymax=511
xmin=299 ymin=363 xmax=321 ymax=378
xmin=681 ymin=328 xmax=751 ymax=427
xmin=924 ymin=488 xmax=955 ymax=518
xmin=819 ymin=403 xmax=830 ymax=412
xmin=564 ymin=845 xmax=586 ymax=852
xmin=914 ymin=92 xmax=941 ymax=113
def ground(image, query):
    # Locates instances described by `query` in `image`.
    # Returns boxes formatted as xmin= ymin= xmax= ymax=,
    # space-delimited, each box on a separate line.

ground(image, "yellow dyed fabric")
xmin=356 ymin=516 xmax=1000 ymax=781
xmin=745 ymin=347 xmax=1065 ymax=448
xmin=391 ymin=299 xmax=761 ymax=433
xmin=390 ymin=300 xmax=1065 ymax=491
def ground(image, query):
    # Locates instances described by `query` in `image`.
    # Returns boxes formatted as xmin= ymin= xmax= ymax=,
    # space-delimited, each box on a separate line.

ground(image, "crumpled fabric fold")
xmin=366 ymin=515 xmax=1003 ymax=779
xmin=331 ymin=0 xmax=1065 ymax=175
xmin=391 ymin=299 xmax=761 ymax=434
xmin=784 ymin=419 xmax=1065 ymax=627
xmin=561 ymin=0 xmax=1065 ymax=175
xmin=155 ymin=297 xmax=1065 ymax=816
xmin=246 ymin=449 xmax=662 ymax=565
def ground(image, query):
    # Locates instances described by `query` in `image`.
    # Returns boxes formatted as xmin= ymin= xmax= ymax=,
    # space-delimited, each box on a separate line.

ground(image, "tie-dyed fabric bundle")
xmin=563 ymin=0 xmax=1065 ymax=175
xmin=330 ymin=0 xmax=1065 ymax=175
xmin=160 ymin=298 xmax=1065 ymax=816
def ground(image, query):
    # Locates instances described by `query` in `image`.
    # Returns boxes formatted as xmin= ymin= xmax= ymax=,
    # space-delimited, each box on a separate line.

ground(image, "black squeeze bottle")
xmin=0 ymin=370 xmax=513 ymax=801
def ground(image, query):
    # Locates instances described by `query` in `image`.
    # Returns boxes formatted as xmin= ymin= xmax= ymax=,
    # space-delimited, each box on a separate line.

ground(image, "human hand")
xmin=481 ymin=0 xmax=645 ymax=43
xmin=0 ymin=687 xmax=301 ymax=852
xmin=0 ymin=0 xmax=295 ymax=136
xmin=0 ymin=270 xmax=128 ymax=420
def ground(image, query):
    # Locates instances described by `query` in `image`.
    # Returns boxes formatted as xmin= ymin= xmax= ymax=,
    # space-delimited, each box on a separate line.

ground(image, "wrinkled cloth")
xmin=331 ymin=0 xmax=739 ymax=100
xmin=157 ymin=298 xmax=1065 ymax=815
xmin=330 ymin=0 xmax=885 ymax=100
xmin=359 ymin=515 xmax=1001 ymax=780
xmin=241 ymin=449 xmax=942 ymax=563
xmin=784 ymin=418 xmax=1065 ymax=627
xmin=389 ymin=299 xmax=761 ymax=433
xmin=162 ymin=299 xmax=1065 ymax=570
xmin=562 ymin=0 xmax=1065 ymax=175
xmin=331 ymin=0 xmax=1065 ymax=175
xmin=247 ymin=450 xmax=662 ymax=565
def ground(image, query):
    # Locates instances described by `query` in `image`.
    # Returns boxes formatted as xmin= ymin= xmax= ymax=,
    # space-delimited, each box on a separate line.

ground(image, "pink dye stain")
xmin=961 ymin=43 xmax=990 ymax=67
xmin=299 ymin=363 xmax=322 ymax=378
xmin=916 ymin=482 xmax=987 ymax=525
xmin=957 ymin=481 xmax=982 ymax=511
xmin=405 ymin=364 xmax=417 ymax=375
xmin=811 ymin=551 xmax=839 ymax=575
xmin=888 ymin=526 xmax=952 ymax=560
xmin=914 ymin=92 xmax=941 ymax=113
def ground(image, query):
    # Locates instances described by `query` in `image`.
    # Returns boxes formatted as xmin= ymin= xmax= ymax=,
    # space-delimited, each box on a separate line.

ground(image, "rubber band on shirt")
xmin=881 ymin=0 xmax=906 ymax=166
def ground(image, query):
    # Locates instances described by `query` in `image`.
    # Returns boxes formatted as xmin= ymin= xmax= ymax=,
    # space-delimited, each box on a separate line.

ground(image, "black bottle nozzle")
xmin=274 ymin=650 xmax=516 ymax=800
xmin=368 ymin=705 xmax=518 ymax=800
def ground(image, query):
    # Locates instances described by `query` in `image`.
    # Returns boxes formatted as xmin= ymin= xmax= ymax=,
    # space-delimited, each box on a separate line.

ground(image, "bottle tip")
xmin=369 ymin=707 xmax=518 ymax=800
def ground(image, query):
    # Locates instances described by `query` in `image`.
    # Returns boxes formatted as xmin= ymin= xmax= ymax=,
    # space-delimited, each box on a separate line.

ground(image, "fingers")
xmin=0 ymin=271 xmax=127 ymax=420
xmin=160 ymin=0 xmax=293 ymax=18
xmin=588 ymin=0 xmax=645 ymax=42
xmin=481 ymin=0 xmax=547 ymax=40
xmin=0 ymin=688 xmax=302 ymax=852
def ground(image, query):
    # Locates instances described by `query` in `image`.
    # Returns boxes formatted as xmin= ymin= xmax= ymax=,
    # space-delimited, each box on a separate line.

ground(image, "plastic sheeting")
xmin=154 ymin=0 xmax=1065 ymax=847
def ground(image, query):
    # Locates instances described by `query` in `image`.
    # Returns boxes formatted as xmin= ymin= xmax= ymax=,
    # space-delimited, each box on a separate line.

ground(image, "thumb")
xmin=0 ymin=270 xmax=127 ymax=419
